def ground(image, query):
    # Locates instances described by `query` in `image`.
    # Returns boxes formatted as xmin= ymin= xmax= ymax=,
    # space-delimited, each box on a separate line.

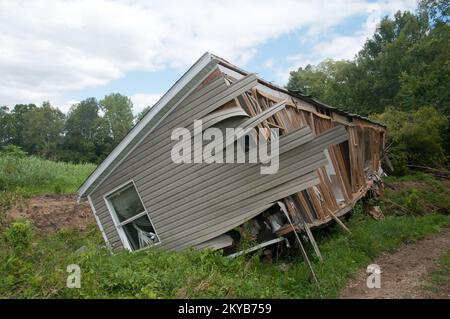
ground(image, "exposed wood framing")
xmin=230 ymin=84 xmax=385 ymax=231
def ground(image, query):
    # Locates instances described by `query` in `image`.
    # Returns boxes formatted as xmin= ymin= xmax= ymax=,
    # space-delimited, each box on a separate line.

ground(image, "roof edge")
xmin=78 ymin=52 xmax=214 ymax=199
xmin=212 ymin=54 xmax=386 ymax=128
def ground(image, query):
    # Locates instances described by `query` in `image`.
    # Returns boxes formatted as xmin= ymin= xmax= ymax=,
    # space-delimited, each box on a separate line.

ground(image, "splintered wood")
xmin=233 ymin=87 xmax=386 ymax=231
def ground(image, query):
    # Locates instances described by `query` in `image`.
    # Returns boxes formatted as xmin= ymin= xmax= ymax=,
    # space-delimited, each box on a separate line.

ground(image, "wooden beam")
xmin=327 ymin=209 xmax=351 ymax=234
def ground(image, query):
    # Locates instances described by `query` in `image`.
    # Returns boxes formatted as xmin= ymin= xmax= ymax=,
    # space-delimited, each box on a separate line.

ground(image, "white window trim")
xmin=87 ymin=195 xmax=113 ymax=253
xmin=103 ymin=180 xmax=161 ymax=252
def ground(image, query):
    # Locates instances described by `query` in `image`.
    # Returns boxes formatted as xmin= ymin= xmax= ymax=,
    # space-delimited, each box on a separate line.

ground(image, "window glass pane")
xmin=108 ymin=184 xmax=145 ymax=223
xmin=122 ymin=215 xmax=159 ymax=250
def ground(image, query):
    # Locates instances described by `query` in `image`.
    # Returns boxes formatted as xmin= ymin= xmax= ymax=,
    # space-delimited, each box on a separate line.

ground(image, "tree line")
xmin=287 ymin=0 xmax=449 ymax=173
xmin=0 ymin=94 xmax=150 ymax=164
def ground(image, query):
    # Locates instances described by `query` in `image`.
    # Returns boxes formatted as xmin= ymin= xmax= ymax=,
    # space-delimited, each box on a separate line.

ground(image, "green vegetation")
xmin=424 ymin=250 xmax=450 ymax=297
xmin=0 ymin=206 xmax=448 ymax=298
xmin=287 ymin=0 xmax=450 ymax=170
xmin=99 ymin=93 xmax=134 ymax=142
xmin=371 ymin=107 xmax=448 ymax=174
xmin=287 ymin=0 xmax=449 ymax=118
xmin=382 ymin=172 xmax=450 ymax=215
xmin=4 ymin=220 xmax=34 ymax=252
xmin=0 ymin=150 xmax=95 ymax=196
xmin=1 ymin=171 xmax=449 ymax=299
xmin=0 ymin=93 xmax=138 ymax=164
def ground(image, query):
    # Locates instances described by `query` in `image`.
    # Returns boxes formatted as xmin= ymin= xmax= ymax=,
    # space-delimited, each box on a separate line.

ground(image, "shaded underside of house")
xmin=78 ymin=53 xmax=386 ymax=253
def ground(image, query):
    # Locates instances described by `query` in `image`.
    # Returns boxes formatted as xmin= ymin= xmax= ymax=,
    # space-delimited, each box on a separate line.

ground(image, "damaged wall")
xmin=81 ymin=54 xmax=386 ymax=253
xmin=216 ymin=60 xmax=385 ymax=238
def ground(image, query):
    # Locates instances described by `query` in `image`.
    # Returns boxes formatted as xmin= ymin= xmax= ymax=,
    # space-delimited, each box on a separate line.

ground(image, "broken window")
xmin=106 ymin=182 xmax=159 ymax=250
xmin=323 ymin=149 xmax=345 ymax=203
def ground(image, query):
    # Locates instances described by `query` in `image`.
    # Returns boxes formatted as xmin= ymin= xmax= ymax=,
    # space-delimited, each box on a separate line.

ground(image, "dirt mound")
xmin=340 ymin=229 xmax=450 ymax=299
xmin=7 ymin=194 xmax=95 ymax=233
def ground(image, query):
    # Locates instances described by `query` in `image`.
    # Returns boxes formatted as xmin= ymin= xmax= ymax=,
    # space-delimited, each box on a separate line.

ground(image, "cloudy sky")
xmin=0 ymin=0 xmax=418 ymax=115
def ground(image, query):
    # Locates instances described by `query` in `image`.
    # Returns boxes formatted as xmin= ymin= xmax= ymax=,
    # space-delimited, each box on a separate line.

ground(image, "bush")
xmin=0 ymin=192 xmax=21 ymax=230
xmin=404 ymin=189 xmax=420 ymax=214
xmin=371 ymin=106 xmax=448 ymax=175
xmin=0 ymin=145 xmax=27 ymax=158
xmin=4 ymin=220 xmax=34 ymax=252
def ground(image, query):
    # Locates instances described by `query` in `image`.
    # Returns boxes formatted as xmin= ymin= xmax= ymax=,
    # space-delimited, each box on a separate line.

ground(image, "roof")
xmin=210 ymin=54 xmax=387 ymax=128
xmin=78 ymin=52 xmax=385 ymax=199
xmin=78 ymin=52 xmax=218 ymax=199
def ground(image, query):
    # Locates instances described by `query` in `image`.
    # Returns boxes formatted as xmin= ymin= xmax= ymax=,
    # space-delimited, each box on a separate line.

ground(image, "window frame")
xmin=103 ymin=180 xmax=160 ymax=251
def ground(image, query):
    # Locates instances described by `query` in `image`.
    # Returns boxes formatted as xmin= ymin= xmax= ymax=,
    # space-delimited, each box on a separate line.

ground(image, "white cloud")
xmin=129 ymin=93 xmax=163 ymax=115
xmin=0 ymin=0 xmax=418 ymax=107
xmin=273 ymin=35 xmax=368 ymax=82
xmin=269 ymin=0 xmax=417 ymax=83
xmin=59 ymin=100 xmax=79 ymax=114
xmin=314 ymin=35 xmax=367 ymax=61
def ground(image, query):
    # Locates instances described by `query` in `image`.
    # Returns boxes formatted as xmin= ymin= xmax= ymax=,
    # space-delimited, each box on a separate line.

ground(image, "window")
xmin=105 ymin=182 xmax=159 ymax=250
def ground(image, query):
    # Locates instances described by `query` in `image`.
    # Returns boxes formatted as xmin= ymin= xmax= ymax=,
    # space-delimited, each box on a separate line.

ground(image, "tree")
xmin=287 ymin=2 xmax=449 ymax=115
xmin=0 ymin=144 xmax=27 ymax=158
xmin=9 ymin=104 xmax=37 ymax=149
xmin=419 ymin=0 xmax=449 ymax=26
xmin=22 ymin=102 xmax=65 ymax=159
xmin=62 ymin=98 xmax=113 ymax=163
xmin=287 ymin=59 xmax=364 ymax=113
xmin=287 ymin=0 xmax=450 ymax=160
xmin=99 ymin=93 xmax=134 ymax=144
xmin=0 ymin=106 xmax=14 ymax=146
xmin=287 ymin=63 xmax=329 ymax=97
xmin=136 ymin=105 xmax=152 ymax=122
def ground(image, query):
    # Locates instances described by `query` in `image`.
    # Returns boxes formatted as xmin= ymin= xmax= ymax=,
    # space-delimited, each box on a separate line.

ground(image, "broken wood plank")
xmin=279 ymin=200 xmax=323 ymax=262
xmin=327 ymin=208 xmax=351 ymax=234
xmin=278 ymin=202 xmax=319 ymax=284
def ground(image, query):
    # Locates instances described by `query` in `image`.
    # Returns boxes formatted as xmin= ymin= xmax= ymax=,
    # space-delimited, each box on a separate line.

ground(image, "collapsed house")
xmin=78 ymin=53 xmax=386 ymax=258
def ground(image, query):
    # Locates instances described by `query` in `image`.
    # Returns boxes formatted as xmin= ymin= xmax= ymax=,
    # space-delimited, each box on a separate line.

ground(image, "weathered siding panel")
xmin=159 ymin=126 xmax=347 ymax=250
xmin=89 ymin=66 xmax=349 ymax=252
xmin=88 ymin=65 xmax=230 ymax=251
xmin=102 ymin=74 xmax=257 ymax=188
xmin=90 ymin=71 xmax=259 ymax=250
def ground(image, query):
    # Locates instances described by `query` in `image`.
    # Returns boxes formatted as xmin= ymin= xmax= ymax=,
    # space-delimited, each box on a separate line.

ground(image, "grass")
xmin=423 ymin=250 xmax=450 ymax=298
xmin=0 ymin=158 xmax=449 ymax=298
xmin=0 ymin=155 xmax=95 ymax=196
xmin=382 ymin=172 xmax=450 ymax=215
xmin=1 ymin=205 xmax=449 ymax=298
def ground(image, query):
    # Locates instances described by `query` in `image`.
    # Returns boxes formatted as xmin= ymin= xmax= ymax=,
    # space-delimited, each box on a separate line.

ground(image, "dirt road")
xmin=340 ymin=229 xmax=450 ymax=299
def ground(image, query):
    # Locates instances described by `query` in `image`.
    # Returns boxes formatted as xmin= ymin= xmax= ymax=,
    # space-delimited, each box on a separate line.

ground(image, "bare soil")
xmin=388 ymin=180 xmax=428 ymax=191
xmin=6 ymin=194 xmax=95 ymax=233
xmin=340 ymin=229 xmax=450 ymax=299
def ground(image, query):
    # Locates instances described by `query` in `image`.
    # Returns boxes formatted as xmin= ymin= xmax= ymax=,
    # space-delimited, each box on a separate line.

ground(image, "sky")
xmin=0 ymin=0 xmax=418 ymax=115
